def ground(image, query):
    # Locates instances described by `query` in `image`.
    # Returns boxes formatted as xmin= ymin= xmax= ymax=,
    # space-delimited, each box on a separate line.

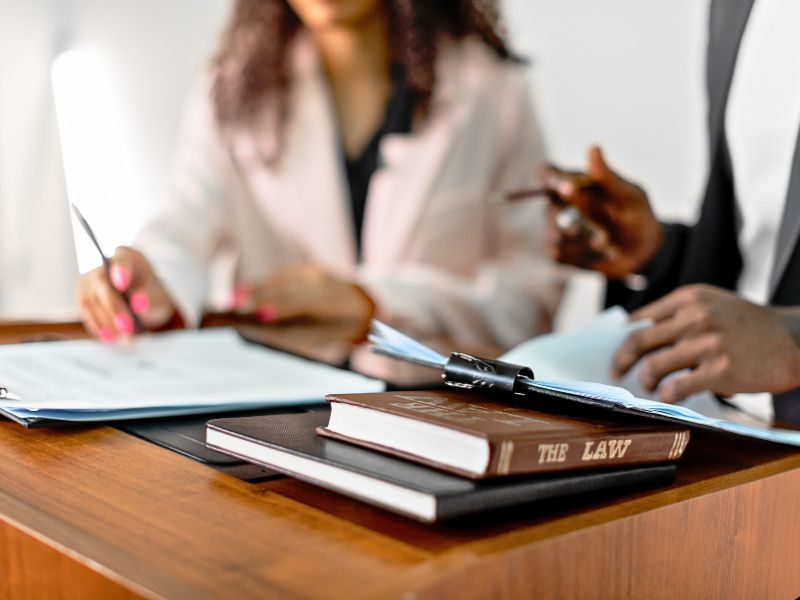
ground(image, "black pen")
xmin=486 ymin=187 xmax=555 ymax=204
xmin=486 ymin=186 xmax=649 ymax=291
xmin=487 ymin=174 xmax=603 ymax=205
xmin=70 ymin=203 xmax=146 ymax=334
xmin=486 ymin=186 xmax=594 ymax=233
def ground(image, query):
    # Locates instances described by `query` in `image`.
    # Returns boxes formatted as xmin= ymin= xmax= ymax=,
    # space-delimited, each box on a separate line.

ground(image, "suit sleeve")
xmin=357 ymin=69 xmax=568 ymax=349
xmin=605 ymin=223 xmax=691 ymax=310
xmin=134 ymin=78 xmax=235 ymax=327
xmin=606 ymin=0 xmax=741 ymax=312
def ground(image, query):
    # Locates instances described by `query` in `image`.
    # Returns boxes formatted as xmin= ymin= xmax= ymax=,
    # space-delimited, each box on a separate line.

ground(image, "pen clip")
xmin=442 ymin=353 xmax=534 ymax=396
xmin=0 ymin=387 xmax=20 ymax=401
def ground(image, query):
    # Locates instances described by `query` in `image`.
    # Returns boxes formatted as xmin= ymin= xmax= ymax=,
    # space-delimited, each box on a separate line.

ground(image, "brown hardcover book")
xmin=319 ymin=390 xmax=690 ymax=479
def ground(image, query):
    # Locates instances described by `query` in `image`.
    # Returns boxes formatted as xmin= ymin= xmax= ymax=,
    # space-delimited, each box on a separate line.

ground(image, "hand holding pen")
xmin=492 ymin=146 xmax=664 ymax=284
xmin=73 ymin=205 xmax=179 ymax=341
xmin=487 ymin=178 xmax=604 ymax=238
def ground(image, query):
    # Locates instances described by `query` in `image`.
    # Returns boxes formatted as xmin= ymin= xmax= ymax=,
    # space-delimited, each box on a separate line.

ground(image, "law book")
xmin=205 ymin=410 xmax=677 ymax=523
xmin=318 ymin=390 xmax=690 ymax=479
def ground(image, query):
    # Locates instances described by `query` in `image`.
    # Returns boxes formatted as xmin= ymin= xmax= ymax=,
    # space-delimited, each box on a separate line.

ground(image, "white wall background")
xmin=0 ymin=0 xmax=711 ymax=329
xmin=505 ymin=0 xmax=711 ymax=328
xmin=0 ymin=0 xmax=231 ymax=318
xmin=0 ymin=1 xmax=77 ymax=318
xmin=55 ymin=0 xmax=232 ymax=257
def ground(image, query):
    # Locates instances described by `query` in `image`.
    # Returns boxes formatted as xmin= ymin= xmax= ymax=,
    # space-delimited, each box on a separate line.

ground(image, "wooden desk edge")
xmin=1 ymin=423 xmax=798 ymax=599
xmin=0 ymin=503 xmax=158 ymax=599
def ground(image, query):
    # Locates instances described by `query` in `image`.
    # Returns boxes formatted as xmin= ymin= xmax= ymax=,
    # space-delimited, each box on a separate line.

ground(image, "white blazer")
xmin=135 ymin=37 xmax=566 ymax=349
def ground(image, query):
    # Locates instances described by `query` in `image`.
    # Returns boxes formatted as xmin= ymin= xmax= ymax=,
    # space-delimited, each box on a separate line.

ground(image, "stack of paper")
xmin=369 ymin=311 xmax=800 ymax=446
xmin=0 ymin=328 xmax=384 ymax=422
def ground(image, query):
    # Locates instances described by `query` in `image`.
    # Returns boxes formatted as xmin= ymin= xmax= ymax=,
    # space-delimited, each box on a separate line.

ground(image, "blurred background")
xmin=0 ymin=0 xmax=709 ymax=329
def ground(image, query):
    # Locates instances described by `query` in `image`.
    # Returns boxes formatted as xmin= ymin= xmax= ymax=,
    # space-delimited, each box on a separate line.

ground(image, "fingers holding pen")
xmin=539 ymin=155 xmax=617 ymax=270
xmin=108 ymin=247 xmax=177 ymax=329
xmin=539 ymin=147 xmax=618 ymax=217
xmin=540 ymin=146 xmax=664 ymax=279
xmin=77 ymin=268 xmax=123 ymax=341
xmin=77 ymin=247 xmax=178 ymax=339
xmin=538 ymin=164 xmax=597 ymax=215
xmin=544 ymin=203 xmax=586 ymax=264
xmin=543 ymin=201 xmax=610 ymax=269
xmin=96 ymin=280 xmax=137 ymax=338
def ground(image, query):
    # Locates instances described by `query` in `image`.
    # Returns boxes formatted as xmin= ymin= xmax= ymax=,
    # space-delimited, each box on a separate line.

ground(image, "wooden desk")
xmin=1 ymin=322 xmax=799 ymax=599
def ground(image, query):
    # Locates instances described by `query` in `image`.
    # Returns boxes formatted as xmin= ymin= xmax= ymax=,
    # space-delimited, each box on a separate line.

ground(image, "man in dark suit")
xmin=541 ymin=0 xmax=800 ymax=424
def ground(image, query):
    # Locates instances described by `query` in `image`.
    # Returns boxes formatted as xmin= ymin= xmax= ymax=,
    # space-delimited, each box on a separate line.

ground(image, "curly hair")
xmin=212 ymin=0 xmax=520 ymax=157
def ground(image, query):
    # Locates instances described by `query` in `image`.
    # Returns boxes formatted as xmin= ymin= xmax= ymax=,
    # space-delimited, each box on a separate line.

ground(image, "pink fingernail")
xmin=256 ymin=305 xmax=278 ymax=323
xmin=111 ymin=265 xmax=131 ymax=291
xmin=130 ymin=292 xmax=150 ymax=314
xmin=114 ymin=312 xmax=134 ymax=336
xmin=231 ymin=283 xmax=253 ymax=309
xmin=99 ymin=328 xmax=115 ymax=343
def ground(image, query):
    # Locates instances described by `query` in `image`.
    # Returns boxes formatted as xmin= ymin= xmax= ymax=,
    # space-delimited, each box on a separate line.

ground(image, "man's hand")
xmin=233 ymin=264 xmax=376 ymax=334
xmin=613 ymin=284 xmax=800 ymax=402
xmin=541 ymin=146 xmax=664 ymax=279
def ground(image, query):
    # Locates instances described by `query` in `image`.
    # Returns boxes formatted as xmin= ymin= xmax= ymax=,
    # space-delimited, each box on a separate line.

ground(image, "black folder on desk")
xmin=206 ymin=410 xmax=676 ymax=522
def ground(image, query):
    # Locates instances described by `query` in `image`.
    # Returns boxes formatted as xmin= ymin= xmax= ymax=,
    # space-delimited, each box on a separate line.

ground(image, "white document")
xmin=0 ymin=328 xmax=384 ymax=419
xmin=501 ymin=307 xmax=647 ymax=385
xmin=500 ymin=306 xmax=713 ymax=404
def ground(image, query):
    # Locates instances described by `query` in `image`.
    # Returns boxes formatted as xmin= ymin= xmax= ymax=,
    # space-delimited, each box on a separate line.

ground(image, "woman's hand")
xmin=77 ymin=247 xmax=178 ymax=341
xmin=613 ymin=285 xmax=800 ymax=402
xmin=540 ymin=146 xmax=664 ymax=280
xmin=233 ymin=264 xmax=376 ymax=330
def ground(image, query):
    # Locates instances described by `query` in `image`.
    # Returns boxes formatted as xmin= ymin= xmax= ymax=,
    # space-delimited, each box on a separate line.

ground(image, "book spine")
xmin=437 ymin=464 xmax=677 ymax=520
xmin=487 ymin=430 xmax=690 ymax=476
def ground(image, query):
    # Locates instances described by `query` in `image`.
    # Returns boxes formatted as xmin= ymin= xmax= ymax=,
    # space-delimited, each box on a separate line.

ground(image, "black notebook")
xmin=206 ymin=411 xmax=676 ymax=522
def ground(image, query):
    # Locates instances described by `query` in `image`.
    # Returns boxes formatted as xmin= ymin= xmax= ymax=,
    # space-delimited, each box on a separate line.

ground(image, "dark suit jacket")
xmin=606 ymin=0 xmax=800 ymax=424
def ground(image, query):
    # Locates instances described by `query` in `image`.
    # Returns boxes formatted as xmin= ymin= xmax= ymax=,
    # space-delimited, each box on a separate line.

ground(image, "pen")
xmin=487 ymin=174 xmax=603 ymax=205
xmin=486 ymin=187 xmax=555 ymax=204
xmin=486 ymin=185 xmax=598 ymax=234
xmin=70 ymin=203 xmax=146 ymax=335
xmin=486 ymin=186 xmax=649 ymax=291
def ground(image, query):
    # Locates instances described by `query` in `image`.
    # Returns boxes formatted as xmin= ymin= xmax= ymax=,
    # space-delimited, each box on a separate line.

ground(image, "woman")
xmin=78 ymin=0 xmax=564 ymax=349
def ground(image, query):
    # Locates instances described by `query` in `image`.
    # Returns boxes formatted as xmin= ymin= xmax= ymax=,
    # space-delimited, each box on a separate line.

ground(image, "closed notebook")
xmin=318 ymin=390 xmax=690 ymax=479
xmin=205 ymin=411 xmax=676 ymax=523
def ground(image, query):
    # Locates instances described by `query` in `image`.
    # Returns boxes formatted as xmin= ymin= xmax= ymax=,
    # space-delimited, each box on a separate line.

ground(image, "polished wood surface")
xmin=0 ymin=322 xmax=799 ymax=599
